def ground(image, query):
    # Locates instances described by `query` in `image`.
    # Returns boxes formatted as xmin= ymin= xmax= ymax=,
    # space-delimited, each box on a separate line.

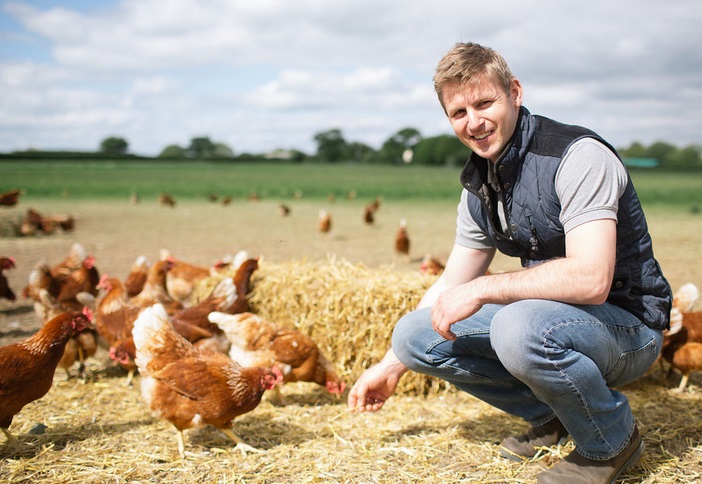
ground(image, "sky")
xmin=1 ymin=0 xmax=701 ymax=157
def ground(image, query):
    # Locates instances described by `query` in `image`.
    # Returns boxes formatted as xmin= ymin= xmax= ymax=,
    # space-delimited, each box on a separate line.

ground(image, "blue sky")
xmin=1 ymin=0 xmax=701 ymax=156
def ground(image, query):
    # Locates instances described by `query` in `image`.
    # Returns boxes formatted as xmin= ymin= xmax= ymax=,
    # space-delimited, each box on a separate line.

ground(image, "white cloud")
xmin=1 ymin=0 xmax=701 ymax=155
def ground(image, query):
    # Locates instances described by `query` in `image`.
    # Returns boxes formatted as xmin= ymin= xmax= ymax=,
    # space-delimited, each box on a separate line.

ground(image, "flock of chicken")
xmin=660 ymin=282 xmax=702 ymax=391
xmin=2 ymin=238 xmax=700 ymax=457
xmin=0 ymin=242 xmax=345 ymax=457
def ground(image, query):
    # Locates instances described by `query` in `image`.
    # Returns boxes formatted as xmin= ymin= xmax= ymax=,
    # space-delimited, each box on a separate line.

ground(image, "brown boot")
xmin=536 ymin=425 xmax=644 ymax=484
xmin=499 ymin=418 xmax=569 ymax=461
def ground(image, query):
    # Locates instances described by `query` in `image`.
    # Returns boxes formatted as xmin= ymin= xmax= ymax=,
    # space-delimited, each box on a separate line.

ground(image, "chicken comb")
xmin=82 ymin=306 xmax=94 ymax=322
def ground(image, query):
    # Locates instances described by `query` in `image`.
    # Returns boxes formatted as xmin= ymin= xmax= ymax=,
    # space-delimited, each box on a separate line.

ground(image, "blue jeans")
xmin=392 ymin=300 xmax=662 ymax=460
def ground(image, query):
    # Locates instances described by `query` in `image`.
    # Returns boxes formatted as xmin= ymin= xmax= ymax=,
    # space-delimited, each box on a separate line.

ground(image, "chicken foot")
xmin=222 ymin=428 xmax=264 ymax=456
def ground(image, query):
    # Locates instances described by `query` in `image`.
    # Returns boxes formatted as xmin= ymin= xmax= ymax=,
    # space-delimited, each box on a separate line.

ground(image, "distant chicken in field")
xmin=209 ymin=311 xmax=346 ymax=404
xmin=420 ymin=254 xmax=445 ymax=275
xmin=363 ymin=204 xmax=375 ymax=225
xmin=278 ymin=203 xmax=291 ymax=217
xmin=133 ymin=303 xmax=284 ymax=457
xmin=124 ymin=255 xmax=150 ymax=298
xmin=158 ymin=193 xmax=176 ymax=207
xmin=0 ymin=188 xmax=23 ymax=207
xmin=0 ymin=256 xmax=16 ymax=302
xmin=318 ymin=209 xmax=332 ymax=234
xmin=0 ymin=309 xmax=92 ymax=445
xmin=395 ymin=218 xmax=410 ymax=258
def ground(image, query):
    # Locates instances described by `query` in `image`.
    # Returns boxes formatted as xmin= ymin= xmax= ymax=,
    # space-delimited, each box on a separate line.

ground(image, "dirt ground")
xmin=0 ymin=197 xmax=462 ymax=338
xmin=1 ymin=198 xmax=701 ymax=483
xmin=1 ymin=196 xmax=699 ymax=341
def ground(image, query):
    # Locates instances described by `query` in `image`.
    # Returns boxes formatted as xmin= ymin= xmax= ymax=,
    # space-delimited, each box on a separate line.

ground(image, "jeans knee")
xmin=391 ymin=308 xmax=433 ymax=370
xmin=490 ymin=304 xmax=545 ymax=378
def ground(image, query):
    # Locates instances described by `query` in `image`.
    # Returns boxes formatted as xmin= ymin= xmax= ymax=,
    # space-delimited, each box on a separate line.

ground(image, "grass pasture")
xmin=0 ymin=160 xmax=465 ymax=202
xmin=1 ymin=160 xmax=701 ymax=208
xmin=1 ymin=161 xmax=702 ymax=483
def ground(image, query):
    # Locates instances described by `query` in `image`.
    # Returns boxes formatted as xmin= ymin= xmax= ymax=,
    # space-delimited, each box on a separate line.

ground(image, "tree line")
xmin=14 ymin=130 xmax=702 ymax=170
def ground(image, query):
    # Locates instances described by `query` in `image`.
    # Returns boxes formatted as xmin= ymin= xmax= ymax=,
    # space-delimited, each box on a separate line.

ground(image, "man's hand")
xmin=430 ymin=280 xmax=485 ymax=341
xmin=347 ymin=350 xmax=407 ymax=412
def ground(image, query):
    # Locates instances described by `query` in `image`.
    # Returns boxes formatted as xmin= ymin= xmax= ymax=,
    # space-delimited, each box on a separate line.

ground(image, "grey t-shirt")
xmin=455 ymin=137 xmax=629 ymax=250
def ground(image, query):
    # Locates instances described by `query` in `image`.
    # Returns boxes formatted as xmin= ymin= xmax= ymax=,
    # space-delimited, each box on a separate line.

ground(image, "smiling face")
xmin=441 ymin=75 xmax=523 ymax=163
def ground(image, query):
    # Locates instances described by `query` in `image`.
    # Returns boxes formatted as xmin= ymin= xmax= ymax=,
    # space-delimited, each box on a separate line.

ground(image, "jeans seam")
xmin=542 ymin=320 xmax=614 ymax=458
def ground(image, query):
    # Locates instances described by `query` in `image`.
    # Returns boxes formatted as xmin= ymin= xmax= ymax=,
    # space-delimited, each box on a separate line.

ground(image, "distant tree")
xmin=645 ymin=141 xmax=677 ymax=163
xmin=378 ymin=127 xmax=422 ymax=164
xmin=619 ymin=141 xmax=647 ymax=158
xmin=314 ymin=128 xmax=348 ymax=162
xmin=186 ymin=137 xmax=216 ymax=158
xmin=412 ymin=134 xmax=471 ymax=166
xmin=183 ymin=137 xmax=234 ymax=159
xmin=346 ymin=141 xmax=376 ymax=162
xmin=158 ymin=144 xmax=186 ymax=158
xmin=100 ymin=136 xmax=129 ymax=155
xmin=212 ymin=142 xmax=235 ymax=158
xmin=665 ymin=145 xmax=702 ymax=171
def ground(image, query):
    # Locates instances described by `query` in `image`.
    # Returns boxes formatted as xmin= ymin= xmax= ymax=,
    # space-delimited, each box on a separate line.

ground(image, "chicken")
xmin=395 ymin=218 xmax=410 ymax=258
xmin=124 ymin=255 xmax=150 ymax=297
xmin=19 ymin=208 xmax=43 ymax=236
xmin=672 ymin=282 xmax=699 ymax=314
xmin=129 ymin=258 xmax=181 ymax=311
xmin=170 ymin=277 xmax=238 ymax=354
xmin=278 ymin=203 xmax=291 ymax=216
xmin=209 ymin=311 xmax=346 ymax=404
xmin=48 ymin=213 xmax=75 ymax=232
xmin=22 ymin=245 xmax=97 ymax=308
xmin=420 ymin=254 xmax=445 ymax=275
xmin=132 ymin=303 xmax=283 ymax=457
xmin=318 ymin=209 xmax=332 ymax=234
xmin=23 ymin=261 xmax=59 ymax=312
xmin=160 ymin=250 xmax=225 ymax=306
xmin=659 ymin=282 xmax=702 ymax=389
xmin=0 ymin=256 xmax=16 ymax=302
xmin=668 ymin=341 xmax=702 ymax=392
xmin=109 ymin=337 xmax=137 ymax=382
xmin=228 ymin=257 xmax=259 ymax=314
xmin=0 ymin=309 xmax=92 ymax=444
xmin=94 ymin=275 xmax=144 ymax=384
xmin=36 ymin=289 xmax=98 ymax=379
xmin=158 ymin=193 xmax=176 ymax=207
xmin=0 ymin=188 xmax=23 ymax=207
xmin=363 ymin=204 xmax=375 ymax=225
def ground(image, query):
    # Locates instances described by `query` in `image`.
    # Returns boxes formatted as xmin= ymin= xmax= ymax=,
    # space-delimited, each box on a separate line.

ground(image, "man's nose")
xmin=465 ymin=109 xmax=483 ymax=132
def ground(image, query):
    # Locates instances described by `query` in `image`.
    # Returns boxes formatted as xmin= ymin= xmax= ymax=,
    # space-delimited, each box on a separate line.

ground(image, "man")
xmin=348 ymin=42 xmax=671 ymax=483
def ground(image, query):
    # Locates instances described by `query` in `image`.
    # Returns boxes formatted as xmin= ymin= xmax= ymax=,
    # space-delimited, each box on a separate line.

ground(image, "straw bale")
xmin=200 ymin=256 xmax=451 ymax=396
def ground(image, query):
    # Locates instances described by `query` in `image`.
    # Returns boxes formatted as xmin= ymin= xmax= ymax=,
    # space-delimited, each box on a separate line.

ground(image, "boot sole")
xmin=498 ymin=436 xmax=569 ymax=462
xmin=610 ymin=440 xmax=644 ymax=484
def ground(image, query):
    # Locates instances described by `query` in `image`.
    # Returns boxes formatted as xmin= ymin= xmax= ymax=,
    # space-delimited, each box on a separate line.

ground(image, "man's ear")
xmin=510 ymin=78 xmax=523 ymax=107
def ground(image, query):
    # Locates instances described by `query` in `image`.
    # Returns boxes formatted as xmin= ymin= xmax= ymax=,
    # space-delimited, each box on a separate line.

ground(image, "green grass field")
xmin=1 ymin=160 xmax=700 ymax=207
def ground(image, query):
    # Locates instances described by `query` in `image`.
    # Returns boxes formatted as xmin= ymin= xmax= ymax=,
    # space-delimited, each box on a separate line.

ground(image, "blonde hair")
xmin=433 ymin=42 xmax=515 ymax=109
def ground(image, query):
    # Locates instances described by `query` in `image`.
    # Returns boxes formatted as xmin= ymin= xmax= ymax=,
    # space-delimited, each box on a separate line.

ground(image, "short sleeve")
xmin=556 ymin=138 xmax=629 ymax=234
xmin=455 ymin=188 xmax=495 ymax=249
